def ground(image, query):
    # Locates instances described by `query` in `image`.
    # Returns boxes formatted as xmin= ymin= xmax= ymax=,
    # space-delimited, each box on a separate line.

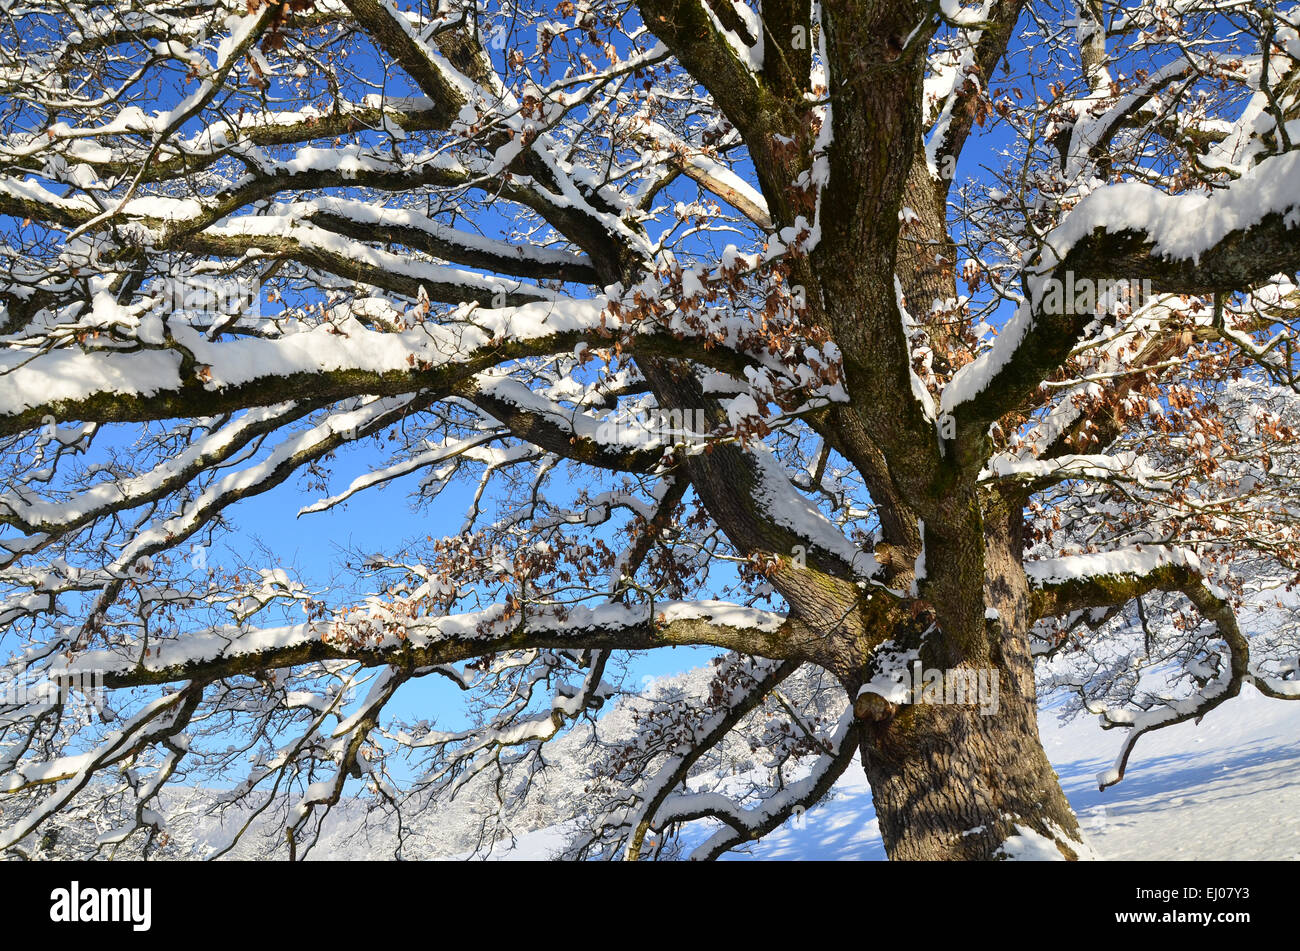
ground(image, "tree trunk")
xmin=853 ymin=495 xmax=1089 ymax=860
xmin=855 ymin=673 xmax=1086 ymax=860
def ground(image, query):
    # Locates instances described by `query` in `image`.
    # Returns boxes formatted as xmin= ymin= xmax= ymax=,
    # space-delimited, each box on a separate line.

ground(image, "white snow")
xmin=942 ymin=150 xmax=1300 ymax=417
xmin=996 ymin=824 xmax=1073 ymax=861
xmin=1024 ymin=545 xmax=1201 ymax=585
xmin=446 ymin=682 xmax=1300 ymax=860
xmin=1046 ymin=150 xmax=1300 ymax=266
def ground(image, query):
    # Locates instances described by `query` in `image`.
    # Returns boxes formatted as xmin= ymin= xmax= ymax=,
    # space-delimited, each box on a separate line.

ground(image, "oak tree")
xmin=2 ymin=0 xmax=1300 ymax=859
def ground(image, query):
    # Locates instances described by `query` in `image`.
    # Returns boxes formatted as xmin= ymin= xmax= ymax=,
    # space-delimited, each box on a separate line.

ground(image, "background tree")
xmin=2 ymin=0 xmax=1300 ymax=860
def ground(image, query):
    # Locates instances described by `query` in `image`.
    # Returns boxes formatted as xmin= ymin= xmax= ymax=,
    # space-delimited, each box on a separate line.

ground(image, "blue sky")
xmin=8 ymin=0 xmax=1263 ymax=776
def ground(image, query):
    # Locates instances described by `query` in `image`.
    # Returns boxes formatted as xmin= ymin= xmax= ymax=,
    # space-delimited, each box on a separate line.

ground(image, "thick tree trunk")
xmin=854 ymin=672 xmax=1086 ymax=860
xmin=852 ymin=494 xmax=1089 ymax=860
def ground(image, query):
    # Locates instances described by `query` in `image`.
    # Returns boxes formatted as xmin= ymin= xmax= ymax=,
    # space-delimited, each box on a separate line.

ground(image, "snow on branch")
xmin=0 ymin=298 xmax=758 ymax=438
xmin=681 ymin=708 xmax=857 ymax=860
xmin=622 ymin=657 xmax=799 ymax=859
xmin=52 ymin=600 xmax=795 ymax=689
xmin=942 ymin=149 xmax=1300 ymax=454
xmin=1027 ymin=543 xmax=1299 ymax=790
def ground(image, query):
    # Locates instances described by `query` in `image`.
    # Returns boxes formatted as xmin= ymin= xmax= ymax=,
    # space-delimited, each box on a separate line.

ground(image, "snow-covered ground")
xmin=472 ymin=683 xmax=1300 ymax=860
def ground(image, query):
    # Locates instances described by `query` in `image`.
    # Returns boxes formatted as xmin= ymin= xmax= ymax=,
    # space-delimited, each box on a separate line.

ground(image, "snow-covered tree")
xmin=2 ymin=0 xmax=1299 ymax=860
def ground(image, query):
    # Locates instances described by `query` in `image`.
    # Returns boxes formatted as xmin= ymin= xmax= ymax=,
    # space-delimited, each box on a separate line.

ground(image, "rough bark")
xmin=852 ymin=493 xmax=1084 ymax=860
xmin=856 ymin=680 xmax=1084 ymax=860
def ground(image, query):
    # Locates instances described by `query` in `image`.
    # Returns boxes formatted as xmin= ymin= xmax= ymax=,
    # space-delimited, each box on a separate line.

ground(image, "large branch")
xmin=1027 ymin=545 xmax=1213 ymax=621
xmin=453 ymin=373 xmax=671 ymax=473
xmin=635 ymin=0 xmax=768 ymax=135
xmin=177 ymin=222 xmax=560 ymax=307
xmin=303 ymin=198 xmax=601 ymax=285
xmin=806 ymin=2 xmax=952 ymax=516
xmin=926 ymin=0 xmax=1026 ymax=190
xmin=0 ymin=146 xmax=619 ymax=303
xmin=0 ymin=309 xmax=759 ymax=437
xmin=338 ymin=0 xmax=478 ymax=127
xmin=943 ymin=149 xmax=1300 ymax=467
xmin=56 ymin=601 xmax=806 ymax=689
xmin=1027 ymin=544 xmax=1300 ymax=789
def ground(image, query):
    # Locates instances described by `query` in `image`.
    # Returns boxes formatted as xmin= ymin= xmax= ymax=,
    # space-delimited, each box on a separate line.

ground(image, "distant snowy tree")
xmin=2 ymin=0 xmax=1300 ymax=860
